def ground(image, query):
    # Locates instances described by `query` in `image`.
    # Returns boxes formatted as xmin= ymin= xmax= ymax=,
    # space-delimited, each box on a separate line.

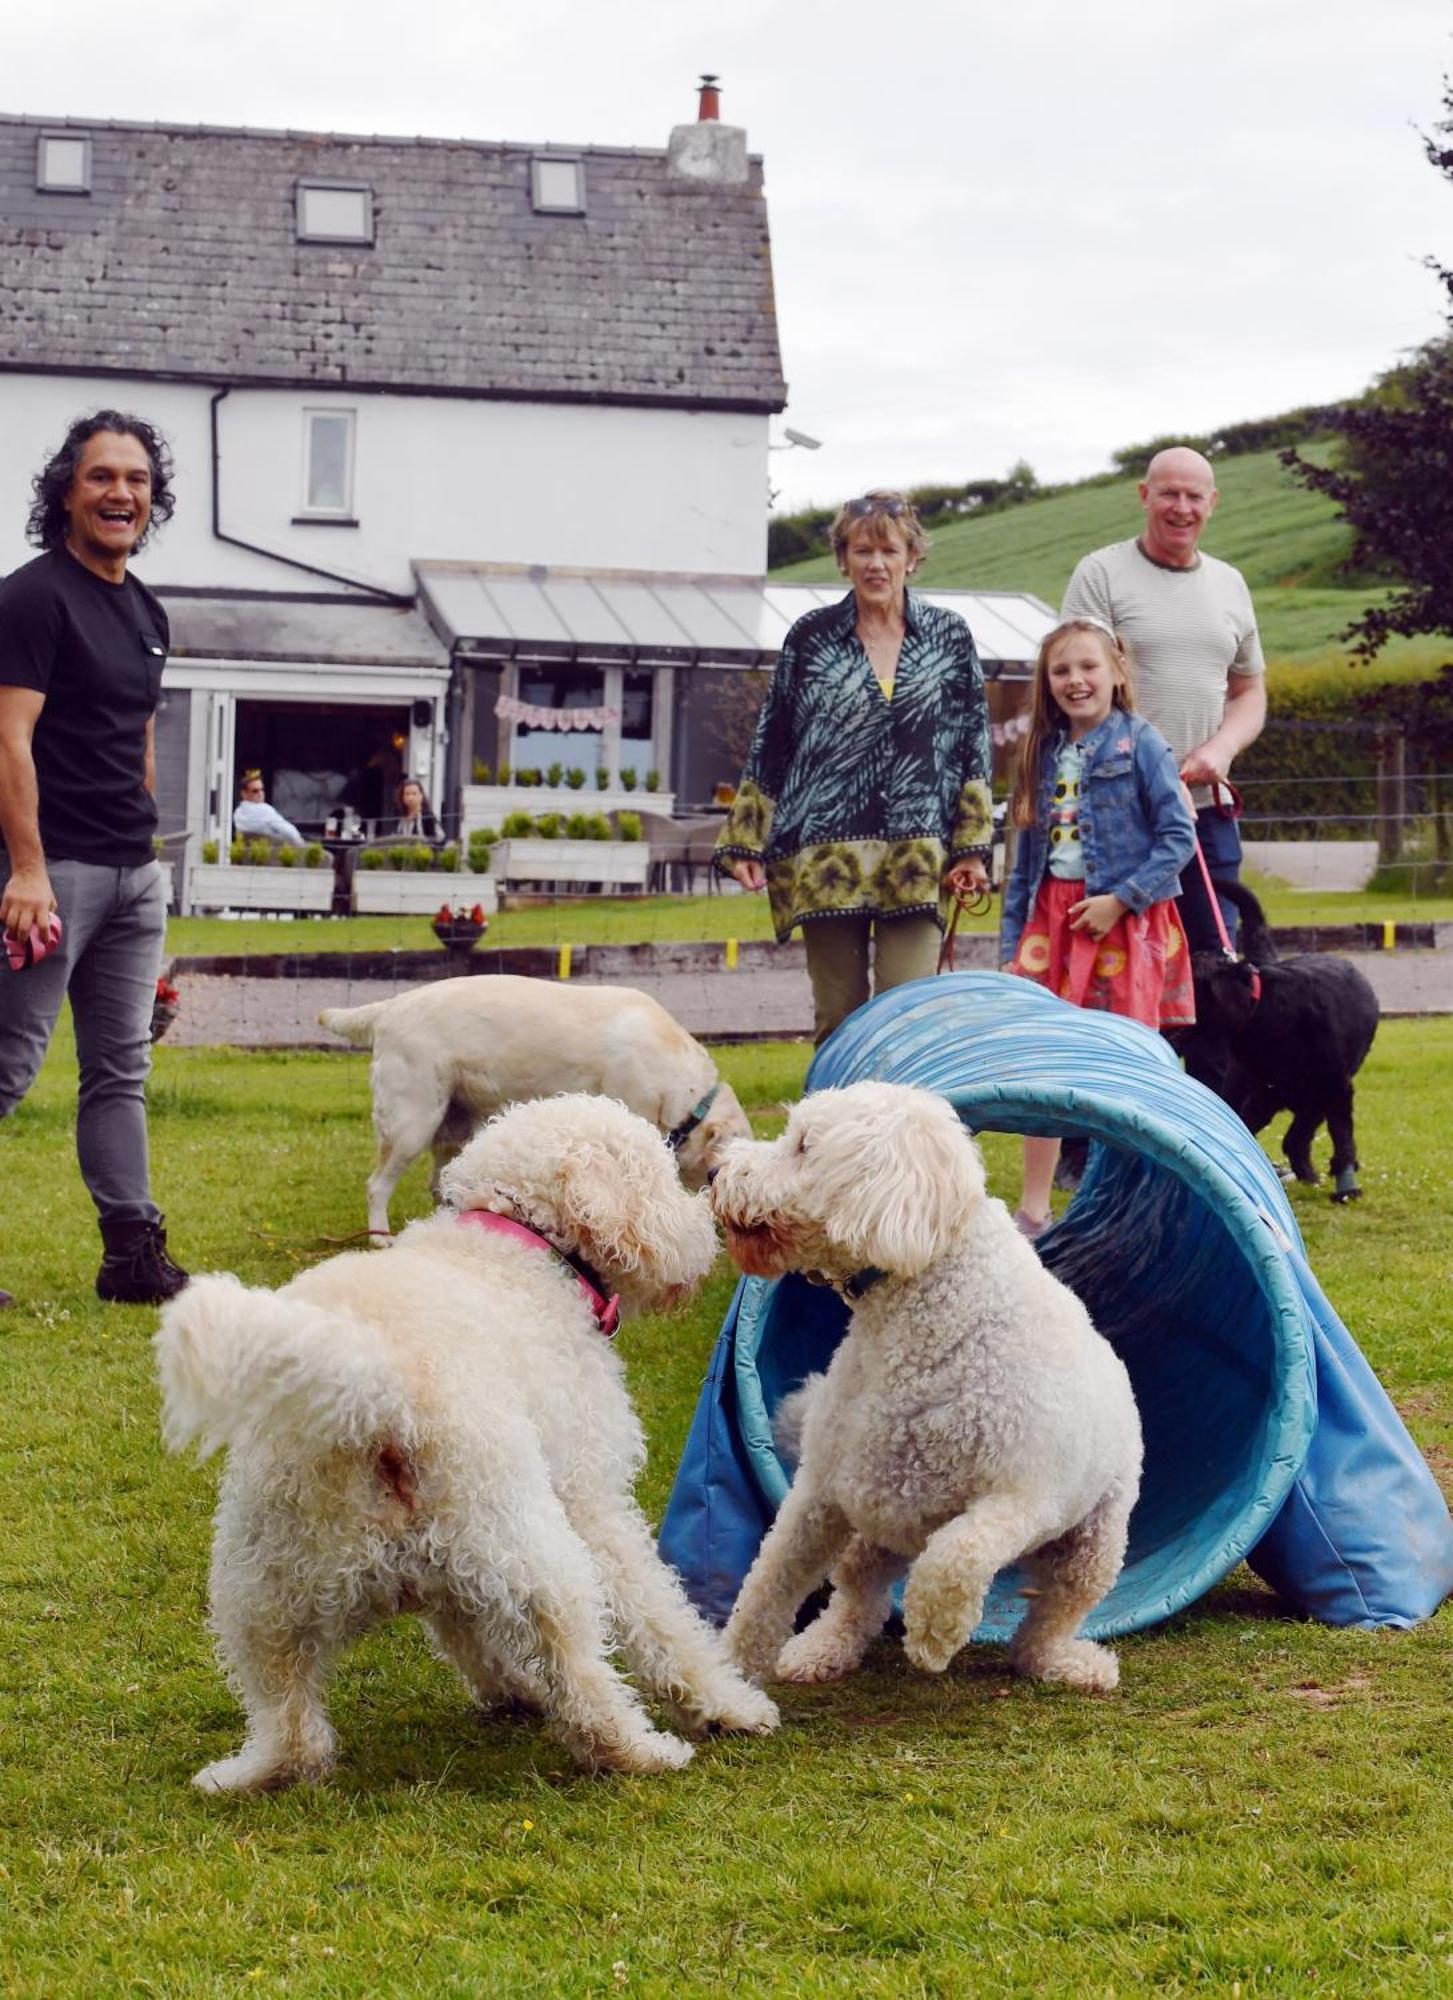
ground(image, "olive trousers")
xmin=801 ymin=912 xmax=941 ymax=1046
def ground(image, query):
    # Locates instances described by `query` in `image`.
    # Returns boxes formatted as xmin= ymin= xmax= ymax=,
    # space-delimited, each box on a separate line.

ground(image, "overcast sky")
xmin=13 ymin=0 xmax=1453 ymax=509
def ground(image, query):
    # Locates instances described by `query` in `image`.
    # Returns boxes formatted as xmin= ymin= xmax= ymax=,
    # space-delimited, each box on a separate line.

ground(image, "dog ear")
xmin=1200 ymin=957 xmax=1259 ymax=1032
xmin=812 ymin=1087 xmax=983 ymax=1277
xmin=552 ymin=1128 xmax=717 ymax=1289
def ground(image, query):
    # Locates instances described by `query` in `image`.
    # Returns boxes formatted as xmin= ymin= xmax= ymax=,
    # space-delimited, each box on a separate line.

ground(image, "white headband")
xmin=1050 ymin=615 xmax=1120 ymax=646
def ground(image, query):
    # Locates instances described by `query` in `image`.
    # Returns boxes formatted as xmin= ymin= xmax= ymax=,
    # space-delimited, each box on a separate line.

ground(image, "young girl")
xmin=1001 ymin=616 xmax=1197 ymax=1236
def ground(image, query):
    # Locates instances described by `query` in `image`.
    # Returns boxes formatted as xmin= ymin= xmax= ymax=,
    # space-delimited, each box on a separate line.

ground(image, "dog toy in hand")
xmin=4 ymin=913 xmax=62 ymax=971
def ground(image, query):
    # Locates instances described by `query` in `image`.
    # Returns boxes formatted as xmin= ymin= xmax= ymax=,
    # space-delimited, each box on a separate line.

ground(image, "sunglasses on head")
xmin=843 ymin=495 xmax=909 ymax=519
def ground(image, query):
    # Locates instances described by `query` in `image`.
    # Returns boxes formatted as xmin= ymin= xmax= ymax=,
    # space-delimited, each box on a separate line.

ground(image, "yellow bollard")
xmin=725 ymin=937 xmax=739 ymax=970
xmin=1382 ymin=921 xmax=1396 ymax=952
xmin=558 ymin=944 xmax=572 ymax=980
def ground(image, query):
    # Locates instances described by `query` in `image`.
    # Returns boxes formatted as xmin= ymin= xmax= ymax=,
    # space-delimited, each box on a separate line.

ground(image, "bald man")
xmin=1060 ymin=446 xmax=1266 ymax=951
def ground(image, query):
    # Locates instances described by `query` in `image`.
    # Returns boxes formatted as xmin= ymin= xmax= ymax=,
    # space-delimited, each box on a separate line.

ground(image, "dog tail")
xmin=155 ymin=1273 xmax=413 ymax=1461
xmin=1211 ymin=879 xmax=1279 ymax=965
xmin=317 ymin=999 xmax=391 ymax=1045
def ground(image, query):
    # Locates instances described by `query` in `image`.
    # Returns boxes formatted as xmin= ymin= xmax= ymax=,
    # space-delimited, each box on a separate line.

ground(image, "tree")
xmin=1281 ymin=83 xmax=1453 ymax=660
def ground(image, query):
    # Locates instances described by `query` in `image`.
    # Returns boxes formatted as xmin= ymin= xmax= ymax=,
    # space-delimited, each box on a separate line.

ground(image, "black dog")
xmin=1175 ymin=881 xmax=1380 ymax=1200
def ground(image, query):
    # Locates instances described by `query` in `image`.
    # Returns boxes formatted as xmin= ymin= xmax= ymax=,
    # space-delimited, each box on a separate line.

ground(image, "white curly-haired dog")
xmin=155 ymin=1093 xmax=777 ymax=1793
xmin=710 ymin=1081 xmax=1143 ymax=1696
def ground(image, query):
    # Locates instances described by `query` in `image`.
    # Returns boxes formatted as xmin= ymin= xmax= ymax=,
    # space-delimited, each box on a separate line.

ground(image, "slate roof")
xmin=159 ymin=593 xmax=449 ymax=669
xmin=0 ymin=113 xmax=785 ymax=412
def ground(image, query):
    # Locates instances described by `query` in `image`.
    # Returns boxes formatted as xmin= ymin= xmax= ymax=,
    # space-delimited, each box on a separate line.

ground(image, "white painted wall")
xmin=0 ymin=378 xmax=771 ymax=592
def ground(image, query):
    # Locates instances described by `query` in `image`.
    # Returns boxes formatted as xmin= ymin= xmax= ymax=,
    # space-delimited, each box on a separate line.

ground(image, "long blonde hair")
xmin=1009 ymin=619 xmax=1136 ymax=829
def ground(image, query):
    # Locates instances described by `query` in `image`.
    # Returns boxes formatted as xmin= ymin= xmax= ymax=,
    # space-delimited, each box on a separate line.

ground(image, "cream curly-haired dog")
xmin=319 ymin=976 xmax=752 ymax=1238
xmin=710 ymin=1081 xmax=1142 ymax=1695
xmin=156 ymin=1094 xmax=777 ymax=1792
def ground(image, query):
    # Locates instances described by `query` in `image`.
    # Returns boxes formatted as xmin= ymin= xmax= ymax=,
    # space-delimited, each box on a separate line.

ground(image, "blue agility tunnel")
xmin=661 ymin=971 xmax=1453 ymax=1636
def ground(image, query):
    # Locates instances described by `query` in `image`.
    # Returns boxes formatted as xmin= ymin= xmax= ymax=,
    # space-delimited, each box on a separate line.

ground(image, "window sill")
xmin=291 ymin=515 xmax=360 ymax=528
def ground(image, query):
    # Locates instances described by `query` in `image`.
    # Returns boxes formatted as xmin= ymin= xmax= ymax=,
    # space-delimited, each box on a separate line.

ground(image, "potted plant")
xmin=352 ymin=839 xmax=498 ymax=917
xmin=461 ymin=761 xmax=674 ymax=831
xmin=431 ymin=902 xmax=490 ymax=953
xmin=491 ymin=809 xmax=649 ymax=892
xmin=189 ymin=838 xmax=334 ymax=914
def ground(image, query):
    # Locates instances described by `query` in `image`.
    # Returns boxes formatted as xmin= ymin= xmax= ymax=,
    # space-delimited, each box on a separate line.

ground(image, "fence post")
xmin=1375 ymin=728 xmax=1406 ymax=863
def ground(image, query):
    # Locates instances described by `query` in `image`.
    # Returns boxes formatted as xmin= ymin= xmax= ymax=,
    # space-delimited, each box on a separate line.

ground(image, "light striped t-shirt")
xmin=1060 ymin=538 xmax=1264 ymax=806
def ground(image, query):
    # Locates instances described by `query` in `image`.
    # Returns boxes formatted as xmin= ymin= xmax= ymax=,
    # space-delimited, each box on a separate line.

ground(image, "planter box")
xmin=491 ymin=838 xmax=649 ymax=890
xmin=462 ymin=784 xmax=674 ymax=832
xmin=188 ymin=863 xmax=335 ymax=914
xmin=352 ymin=869 xmax=499 ymax=916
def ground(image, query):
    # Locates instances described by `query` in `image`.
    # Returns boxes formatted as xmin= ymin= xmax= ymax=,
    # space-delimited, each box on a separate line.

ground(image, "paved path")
xmin=163 ymin=931 xmax=1452 ymax=1050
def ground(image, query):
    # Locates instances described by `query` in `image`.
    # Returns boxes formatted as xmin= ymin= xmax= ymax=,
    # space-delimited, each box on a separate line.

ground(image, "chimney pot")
xmin=697 ymin=73 xmax=721 ymax=121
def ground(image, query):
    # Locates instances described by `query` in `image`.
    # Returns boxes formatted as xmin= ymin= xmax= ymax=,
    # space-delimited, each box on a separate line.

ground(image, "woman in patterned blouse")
xmin=716 ymin=491 xmax=993 ymax=1043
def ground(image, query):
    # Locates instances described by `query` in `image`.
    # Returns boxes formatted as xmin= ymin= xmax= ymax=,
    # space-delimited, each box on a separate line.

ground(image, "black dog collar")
xmin=666 ymin=1082 xmax=722 ymax=1154
xmin=803 ymin=1265 xmax=888 ymax=1302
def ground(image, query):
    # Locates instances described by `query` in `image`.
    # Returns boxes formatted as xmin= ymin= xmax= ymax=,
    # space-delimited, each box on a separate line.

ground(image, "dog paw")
xmin=192 ymin=1752 xmax=314 ymax=1794
xmin=902 ymin=1622 xmax=961 ymax=1675
xmin=1014 ymin=1638 xmax=1120 ymax=1694
xmin=617 ymin=1730 xmax=696 ymax=1774
xmin=775 ymin=1630 xmax=858 ymax=1683
xmin=702 ymin=1684 xmax=781 ymax=1734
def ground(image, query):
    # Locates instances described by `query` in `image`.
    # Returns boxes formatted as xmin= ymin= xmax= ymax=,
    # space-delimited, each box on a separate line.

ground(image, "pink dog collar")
xmin=457 ymin=1208 xmax=621 ymax=1338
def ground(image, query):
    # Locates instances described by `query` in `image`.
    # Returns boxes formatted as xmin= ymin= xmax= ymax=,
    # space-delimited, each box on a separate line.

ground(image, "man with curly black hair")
xmin=0 ymin=411 xmax=188 ymax=1308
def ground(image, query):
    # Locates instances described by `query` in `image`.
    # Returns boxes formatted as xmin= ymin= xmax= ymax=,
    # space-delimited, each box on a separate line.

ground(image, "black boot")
xmin=96 ymin=1216 xmax=189 ymax=1305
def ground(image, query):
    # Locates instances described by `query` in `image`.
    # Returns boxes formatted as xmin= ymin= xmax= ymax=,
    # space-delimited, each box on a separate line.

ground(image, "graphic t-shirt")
xmin=1046 ymin=741 xmax=1087 ymax=880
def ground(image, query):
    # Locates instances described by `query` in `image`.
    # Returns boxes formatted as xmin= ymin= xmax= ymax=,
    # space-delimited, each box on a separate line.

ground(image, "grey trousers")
xmin=0 ymin=857 xmax=166 ymax=1226
xmin=802 ymin=913 xmax=941 ymax=1045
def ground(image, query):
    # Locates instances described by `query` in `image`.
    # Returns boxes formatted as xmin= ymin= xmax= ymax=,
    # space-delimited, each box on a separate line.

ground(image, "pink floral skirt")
xmin=1008 ymin=876 xmax=1195 ymax=1028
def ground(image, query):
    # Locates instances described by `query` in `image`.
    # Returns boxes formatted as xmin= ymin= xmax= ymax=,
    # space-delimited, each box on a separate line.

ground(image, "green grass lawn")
xmin=772 ymin=450 xmax=1449 ymax=684
xmin=163 ymin=874 xmax=1453 ymax=964
xmin=166 ymin=894 xmax=780 ymax=960
xmin=2 ymin=1020 xmax=1451 ymax=1994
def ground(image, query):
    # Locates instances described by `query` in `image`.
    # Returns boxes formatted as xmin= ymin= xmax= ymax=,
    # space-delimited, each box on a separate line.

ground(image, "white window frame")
xmin=295 ymin=180 xmax=374 ymax=245
xmin=531 ymin=156 xmax=585 ymax=215
xmin=37 ymin=133 xmax=92 ymax=194
xmin=299 ymin=408 xmax=357 ymax=521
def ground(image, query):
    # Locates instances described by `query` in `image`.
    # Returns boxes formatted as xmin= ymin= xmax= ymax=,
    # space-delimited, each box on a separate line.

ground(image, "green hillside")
xmin=771 ymin=450 xmax=1444 ymax=682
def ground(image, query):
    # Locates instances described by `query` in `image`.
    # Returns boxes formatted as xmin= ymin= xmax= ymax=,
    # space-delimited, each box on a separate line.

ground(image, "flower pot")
xmin=188 ymin=863 xmax=334 ymax=914
xmin=351 ymin=870 xmax=499 ymax=916
xmin=431 ymin=919 xmax=487 ymax=954
xmin=490 ymin=839 xmax=648 ymax=891
xmin=463 ymin=785 xmax=674 ymax=831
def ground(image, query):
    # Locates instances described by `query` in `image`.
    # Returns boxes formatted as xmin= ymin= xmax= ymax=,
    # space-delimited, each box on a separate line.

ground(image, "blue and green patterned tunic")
xmin=715 ymin=591 xmax=993 ymax=941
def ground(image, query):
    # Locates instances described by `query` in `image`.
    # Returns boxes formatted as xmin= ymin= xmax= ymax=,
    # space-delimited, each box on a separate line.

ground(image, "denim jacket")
xmin=1001 ymin=710 xmax=1197 ymax=962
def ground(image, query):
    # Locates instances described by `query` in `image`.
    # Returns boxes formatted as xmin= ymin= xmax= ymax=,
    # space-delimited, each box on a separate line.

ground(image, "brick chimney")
xmin=668 ymin=73 xmax=748 ymax=185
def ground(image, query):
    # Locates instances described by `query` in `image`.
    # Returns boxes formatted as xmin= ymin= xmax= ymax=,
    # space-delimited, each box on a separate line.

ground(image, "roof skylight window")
xmin=296 ymin=182 xmax=374 ymax=245
xmin=37 ymin=133 xmax=92 ymax=194
xmin=531 ymin=156 xmax=585 ymax=214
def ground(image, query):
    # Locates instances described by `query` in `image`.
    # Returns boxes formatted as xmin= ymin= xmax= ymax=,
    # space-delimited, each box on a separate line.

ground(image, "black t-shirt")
xmin=0 ymin=546 xmax=168 ymax=867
